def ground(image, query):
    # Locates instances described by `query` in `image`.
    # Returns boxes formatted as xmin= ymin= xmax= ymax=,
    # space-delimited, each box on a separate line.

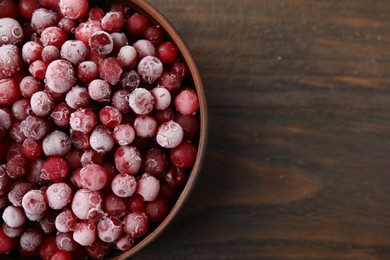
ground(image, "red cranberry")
xmin=114 ymin=146 xmax=141 ymax=175
xmin=71 ymin=189 xmax=103 ymax=221
xmin=70 ymin=130 xmax=91 ymax=150
xmin=8 ymin=120 xmax=26 ymax=143
xmin=133 ymin=39 xmax=156 ymax=58
xmin=170 ymin=141 xmax=197 ymax=168
xmin=110 ymin=4 xmax=130 ymax=18
xmin=45 ymin=59 xmax=76 ymax=94
xmin=21 ymin=189 xmax=47 ymax=216
xmin=144 ymin=25 xmax=164 ymax=46
xmin=116 ymin=235 xmax=134 ymax=251
xmin=41 ymin=156 xmax=69 ymax=182
xmin=39 ymin=236 xmax=58 ymax=260
xmin=113 ymin=124 xmax=135 ymax=146
xmin=30 ymin=90 xmax=55 ymax=116
xmin=89 ymin=125 xmax=115 ymax=153
xmin=85 ymin=239 xmax=112 ymax=260
xmin=88 ymin=7 xmax=104 ymax=21
xmin=60 ymin=40 xmax=88 ymax=65
xmin=42 ymin=45 xmax=60 ymax=63
xmin=89 ymin=31 xmax=113 ymax=55
xmin=0 ymin=78 xmax=20 ymax=106
xmin=99 ymin=106 xmax=122 ymax=128
xmin=2 ymin=222 xmax=25 ymax=238
xmin=123 ymin=211 xmax=148 ymax=238
xmin=59 ymin=0 xmax=89 ymax=20
xmin=127 ymin=193 xmax=145 ymax=212
xmin=111 ymin=32 xmax=128 ymax=55
xmin=175 ymin=89 xmax=199 ymax=115
xmin=19 ymin=228 xmax=44 ymax=257
xmin=8 ymin=182 xmax=34 ymax=207
xmin=51 ymin=250 xmax=72 ymax=260
xmin=66 ymin=150 xmax=82 ymax=170
xmin=12 ymin=99 xmax=31 ymax=121
xmin=0 ymin=0 xmax=18 ymax=19
xmin=79 ymin=164 xmax=108 ymax=191
xmin=171 ymin=59 xmax=189 ymax=79
xmin=77 ymin=61 xmax=98 ymax=82
xmin=174 ymin=114 xmax=200 ymax=140
xmin=75 ymin=20 xmax=102 ymax=48
xmin=102 ymin=193 xmax=127 ymax=217
xmin=156 ymin=120 xmax=184 ymax=148
xmin=22 ymin=41 xmax=43 ymax=64
xmin=39 ymin=209 xmax=57 ymax=234
xmin=126 ymin=13 xmax=149 ymax=37
xmin=137 ymin=56 xmax=163 ymax=84
xmin=0 ymin=45 xmax=22 ymax=79
xmin=2 ymin=205 xmax=26 ymax=228
xmin=117 ymin=46 xmax=137 ymax=68
xmin=29 ymin=59 xmax=48 ymax=79
xmin=165 ymin=166 xmax=187 ymax=189
xmin=0 ymin=18 xmax=23 ymax=46
xmin=39 ymin=0 xmax=60 ymax=10
xmin=99 ymin=57 xmax=123 ymax=85
xmin=19 ymin=0 xmax=42 ymax=20
xmin=31 ymin=8 xmax=59 ymax=34
xmin=142 ymin=148 xmax=169 ymax=179
xmin=111 ymin=173 xmax=136 ymax=198
xmin=157 ymin=42 xmax=178 ymax=64
xmin=0 ymin=226 xmax=18 ymax=254
xmin=6 ymin=154 xmax=29 ymax=179
xmin=70 ymin=108 xmax=98 ymax=134
xmin=22 ymin=138 xmax=43 ymax=159
xmin=134 ymin=115 xmax=158 ymax=138
xmin=111 ymin=89 xmax=131 ymax=113
xmin=151 ymin=86 xmax=171 ymax=110
xmin=129 ymin=88 xmax=154 ymax=115
xmin=145 ymin=197 xmax=169 ymax=222
xmin=73 ymin=221 xmax=97 ymax=246
xmin=56 ymin=232 xmax=78 ymax=252
xmin=41 ymin=26 xmax=67 ymax=48
xmin=119 ymin=70 xmax=140 ymax=91
xmin=46 ymin=182 xmax=73 ymax=210
xmin=102 ymin=12 xmax=125 ymax=33
xmin=159 ymin=71 xmax=182 ymax=93
xmin=154 ymin=108 xmax=175 ymax=124
xmin=42 ymin=130 xmax=72 ymax=157
xmin=55 ymin=210 xmax=77 ymax=233
xmin=97 ymin=216 xmax=122 ymax=243
xmin=65 ymin=86 xmax=90 ymax=109
xmin=136 ymin=174 xmax=160 ymax=202
xmin=88 ymin=79 xmax=111 ymax=102
xmin=58 ymin=18 xmax=78 ymax=35
xmin=19 ymin=76 xmax=43 ymax=99
xmin=20 ymin=115 xmax=49 ymax=141
xmin=51 ymin=102 xmax=74 ymax=128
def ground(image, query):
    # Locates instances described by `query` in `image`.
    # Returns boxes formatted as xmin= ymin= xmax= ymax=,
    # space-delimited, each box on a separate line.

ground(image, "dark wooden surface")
xmin=134 ymin=0 xmax=390 ymax=259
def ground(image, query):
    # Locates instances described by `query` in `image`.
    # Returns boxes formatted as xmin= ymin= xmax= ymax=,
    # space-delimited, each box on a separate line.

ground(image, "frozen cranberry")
xmin=0 ymin=45 xmax=22 ymax=79
xmin=0 ymin=166 xmax=13 ymax=196
xmin=21 ymin=138 xmax=43 ymax=159
xmin=151 ymin=86 xmax=171 ymax=110
xmin=66 ymin=150 xmax=82 ymax=170
xmin=42 ymin=130 xmax=72 ymax=156
xmin=73 ymin=221 xmax=97 ymax=246
xmin=29 ymin=59 xmax=48 ymax=79
xmin=41 ymin=156 xmax=69 ymax=182
xmin=19 ymin=228 xmax=44 ymax=257
xmin=22 ymin=41 xmax=43 ymax=64
xmin=70 ymin=108 xmax=98 ymax=134
xmin=0 ymin=0 xmax=17 ymax=19
xmin=136 ymin=174 xmax=160 ymax=202
xmin=156 ymin=120 xmax=184 ymax=148
xmin=88 ymin=7 xmax=104 ymax=21
xmin=88 ymin=79 xmax=111 ymax=102
xmin=114 ymin=146 xmax=141 ymax=175
xmin=39 ymin=0 xmax=60 ymax=10
xmin=144 ymin=25 xmax=164 ymax=46
xmin=30 ymin=91 xmax=54 ymax=116
xmin=102 ymin=193 xmax=127 ymax=217
xmin=145 ymin=197 xmax=169 ymax=222
xmin=46 ymin=182 xmax=72 ymax=210
xmin=60 ymin=40 xmax=88 ymax=65
xmin=19 ymin=0 xmax=42 ymax=20
xmin=65 ymin=86 xmax=90 ymax=109
xmin=22 ymin=189 xmax=47 ymax=216
xmin=111 ymin=32 xmax=128 ymax=55
xmin=89 ymin=31 xmax=113 ymax=56
xmin=56 ymin=232 xmax=78 ymax=252
xmin=142 ymin=148 xmax=169 ymax=179
xmin=111 ymin=173 xmax=137 ymax=198
xmin=119 ymin=70 xmax=140 ymax=91
xmin=41 ymin=26 xmax=67 ymax=48
xmin=171 ymin=59 xmax=189 ymax=79
xmin=97 ymin=216 xmax=122 ymax=243
xmin=41 ymin=45 xmax=60 ymax=63
xmin=77 ymin=61 xmax=98 ymax=82
xmin=117 ymin=46 xmax=137 ymax=68
xmin=85 ymin=239 xmax=112 ymax=260
xmin=116 ymin=235 xmax=134 ymax=251
xmin=174 ymin=114 xmax=200 ymax=140
xmin=31 ymin=8 xmax=59 ymax=33
xmin=175 ymin=89 xmax=199 ymax=115
xmin=0 ymin=109 xmax=12 ymax=132
xmin=58 ymin=18 xmax=78 ymax=35
xmin=8 ymin=120 xmax=26 ymax=143
xmin=59 ymin=0 xmax=88 ymax=19
xmin=101 ymin=11 xmax=125 ymax=33
xmin=123 ymin=211 xmax=148 ymax=238
xmin=6 ymin=154 xmax=29 ymax=179
xmin=133 ymin=39 xmax=155 ymax=59
xmin=40 ymin=236 xmax=58 ymax=260
xmin=111 ymin=90 xmax=131 ymax=113
xmin=159 ymin=71 xmax=182 ymax=93
xmin=20 ymin=115 xmax=49 ymax=141
xmin=0 ymin=18 xmax=23 ymax=46
xmin=51 ymin=102 xmax=74 ymax=128
xmin=2 ymin=205 xmax=26 ymax=228
xmin=8 ymin=182 xmax=34 ymax=207
xmin=128 ymin=88 xmax=154 ymax=115
xmin=19 ymin=76 xmax=43 ymax=98
xmin=45 ymin=59 xmax=76 ymax=94
xmin=134 ymin=115 xmax=158 ymax=138
xmin=0 ymin=79 xmax=20 ymax=106
xmin=79 ymin=164 xmax=108 ymax=191
xmin=165 ymin=166 xmax=187 ymax=188
xmin=0 ymin=226 xmax=18 ymax=254
xmin=127 ymin=193 xmax=145 ymax=213
xmin=71 ymin=189 xmax=103 ymax=221
xmin=170 ymin=141 xmax=197 ymax=168
xmin=12 ymin=99 xmax=31 ymax=121
xmin=126 ymin=13 xmax=149 ymax=37
xmin=39 ymin=209 xmax=57 ymax=234
xmin=52 ymin=250 xmax=72 ymax=260
xmin=137 ymin=56 xmax=163 ymax=84
xmin=55 ymin=210 xmax=77 ymax=233
xmin=2 ymin=222 xmax=25 ymax=238
xmin=99 ymin=106 xmax=122 ymax=128
xmin=157 ymin=42 xmax=178 ymax=64
xmin=99 ymin=57 xmax=123 ymax=85
xmin=113 ymin=124 xmax=135 ymax=146
xmin=75 ymin=20 xmax=102 ymax=48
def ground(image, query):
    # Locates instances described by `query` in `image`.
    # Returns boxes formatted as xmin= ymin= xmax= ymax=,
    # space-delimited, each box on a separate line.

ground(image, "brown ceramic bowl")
xmin=97 ymin=0 xmax=208 ymax=258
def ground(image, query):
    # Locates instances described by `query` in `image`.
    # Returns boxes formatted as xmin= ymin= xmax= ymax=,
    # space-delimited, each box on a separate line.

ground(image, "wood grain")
xmin=130 ymin=0 xmax=390 ymax=259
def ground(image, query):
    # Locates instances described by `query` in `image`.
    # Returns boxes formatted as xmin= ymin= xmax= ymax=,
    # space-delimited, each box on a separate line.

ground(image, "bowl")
xmin=100 ymin=0 xmax=208 ymax=258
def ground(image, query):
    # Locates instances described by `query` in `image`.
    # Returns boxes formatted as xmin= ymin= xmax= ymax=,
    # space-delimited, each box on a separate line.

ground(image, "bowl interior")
xmin=91 ymin=0 xmax=208 ymax=258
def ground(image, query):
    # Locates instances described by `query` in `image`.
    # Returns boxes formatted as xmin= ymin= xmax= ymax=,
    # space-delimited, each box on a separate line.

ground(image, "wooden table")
xmin=135 ymin=0 xmax=390 ymax=259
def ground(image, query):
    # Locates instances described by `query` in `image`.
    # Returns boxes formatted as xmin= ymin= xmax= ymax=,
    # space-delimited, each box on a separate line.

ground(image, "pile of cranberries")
xmin=0 ymin=0 xmax=201 ymax=259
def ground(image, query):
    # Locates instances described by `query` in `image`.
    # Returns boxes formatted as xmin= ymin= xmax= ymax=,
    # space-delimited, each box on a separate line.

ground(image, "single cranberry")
xmin=22 ymin=41 xmax=43 ymax=64
xmin=58 ymin=18 xmax=78 ymax=35
xmin=137 ymin=55 xmax=163 ymax=84
xmin=19 ymin=76 xmax=43 ymax=99
xmin=55 ymin=210 xmax=77 ymax=233
xmin=46 ymin=182 xmax=73 ymax=210
xmin=119 ymin=70 xmax=140 ymax=91
xmin=77 ymin=61 xmax=99 ymax=83
xmin=39 ymin=236 xmax=58 ymax=260
xmin=30 ymin=90 xmax=55 ymax=116
xmin=126 ymin=13 xmax=149 ymax=37
xmin=113 ymin=124 xmax=135 ymax=146
xmin=6 ymin=154 xmax=29 ymax=179
xmin=97 ymin=216 xmax=122 ymax=243
xmin=128 ymin=88 xmax=154 ymax=115
xmin=157 ymin=42 xmax=178 ymax=64
xmin=39 ymin=209 xmax=57 ymax=234
xmin=88 ymin=7 xmax=104 ymax=21
xmin=29 ymin=59 xmax=48 ymax=79
xmin=85 ymin=239 xmax=112 ymax=260
xmin=151 ymin=86 xmax=172 ymax=110
xmin=41 ymin=45 xmax=60 ymax=63
xmin=65 ymin=86 xmax=90 ymax=109
xmin=171 ymin=59 xmax=189 ymax=79
xmin=102 ymin=193 xmax=127 ymax=217
xmin=51 ymin=250 xmax=72 ymax=260
xmin=0 ymin=78 xmax=20 ymax=106
xmin=0 ymin=225 xmax=18 ymax=254
xmin=21 ymin=189 xmax=47 ymax=216
xmin=42 ymin=130 xmax=72 ymax=157
xmin=88 ymin=79 xmax=111 ymax=102
xmin=19 ymin=228 xmax=44 ymax=257
xmin=136 ymin=174 xmax=160 ymax=202
xmin=175 ymin=89 xmax=199 ymax=115
xmin=89 ymin=30 xmax=114 ymax=55
xmin=2 ymin=205 xmax=26 ymax=228
xmin=123 ymin=211 xmax=149 ymax=238
xmin=41 ymin=156 xmax=69 ymax=182
xmin=114 ymin=146 xmax=141 ymax=175
xmin=134 ymin=115 xmax=158 ymax=139
xmin=111 ymin=89 xmax=131 ymax=113
xmin=0 ymin=0 xmax=18 ymax=19
xmin=144 ymin=25 xmax=164 ymax=46
xmin=165 ymin=166 xmax=187 ymax=189
xmin=51 ymin=102 xmax=74 ymax=128
xmin=70 ymin=130 xmax=90 ymax=151
xmin=70 ymin=108 xmax=98 ymax=134
xmin=20 ymin=115 xmax=49 ymax=141
xmin=60 ymin=40 xmax=88 ymax=65
xmin=66 ymin=150 xmax=83 ymax=170
xmin=133 ymin=39 xmax=156 ymax=58
xmin=79 ymin=164 xmax=108 ymax=191
xmin=73 ymin=221 xmax=97 ymax=246
xmin=41 ymin=26 xmax=67 ymax=48
xmin=71 ymin=189 xmax=103 ymax=221
xmin=59 ymin=0 xmax=89 ymax=20
xmin=117 ymin=46 xmax=137 ymax=68
xmin=99 ymin=106 xmax=122 ymax=128
xmin=56 ymin=232 xmax=78 ymax=252
xmin=174 ymin=114 xmax=200 ymax=140
xmin=0 ymin=18 xmax=23 ymax=46
xmin=156 ymin=120 xmax=184 ymax=148
xmin=31 ymin=8 xmax=59 ymax=34
xmin=11 ymin=99 xmax=30 ymax=121
xmin=75 ymin=20 xmax=102 ymax=48
xmin=154 ymin=108 xmax=175 ymax=124
xmin=45 ymin=59 xmax=76 ymax=94
xmin=89 ymin=125 xmax=115 ymax=153
xmin=170 ymin=141 xmax=197 ymax=168
xmin=142 ymin=148 xmax=169 ymax=179
xmin=159 ymin=71 xmax=182 ymax=93
xmin=102 ymin=11 xmax=125 ymax=33
xmin=111 ymin=173 xmax=137 ymax=198
xmin=2 ymin=222 xmax=25 ymax=239
xmin=99 ymin=57 xmax=123 ymax=85
xmin=127 ymin=193 xmax=145 ymax=212
xmin=0 ymin=45 xmax=22 ymax=79
xmin=145 ymin=197 xmax=169 ymax=222
xmin=21 ymin=138 xmax=43 ymax=159
xmin=116 ymin=235 xmax=134 ymax=251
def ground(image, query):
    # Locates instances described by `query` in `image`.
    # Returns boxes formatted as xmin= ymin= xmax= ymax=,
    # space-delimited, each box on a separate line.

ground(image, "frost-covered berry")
xmin=114 ymin=146 xmax=141 ymax=175
xmin=65 ymin=86 xmax=90 ymax=109
xmin=88 ymin=79 xmax=111 ymax=102
xmin=55 ymin=210 xmax=77 ymax=233
xmin=151 ymin=86 xmax=171 ymax=110
xmin=71 ymin=189 xmax=103 ymax=221
xmin=70 ymin=108 xmax=98 ymax=134
xmin=45 ymin=59 xmax=76 ymax=94
xmin=0 ymin=18 xmax=24 ymax=45
xmin=137 ymin=56 xmax=163 ymax=84
xmin=21 ymin=190 xmax=47 ymax=216
xmin=156 ymin=120 xmax=184 ymax=148
xmin=97 ymin=216 xmax=122 ymax=243
xmin=61 ymin=40 xmax=88 ymax=65
xmin=46 ymin=182 xmax=73 ymax=210
xmin=89 ymin=126 xmax=115 ymax=153
xmin=2 ymin=205 xmax=26 ymax=228
xmin=30 ymin=91 xmax=55 ymax=117
xmin=41 ymin=156 xmax=69 ymax=182
xmin=129 ymin=88 xmax=154 ymax=115
xmin=111 ymin=173 xmax=136 ymax=198
xmin=123 ymin=212 xmax=148 ymax=238
xmin=113 ymin=124 xmax=135 ymax=146
xmin=73 ymin=221 xmax=97 ymax=246
xmin=42 ymin=130 xmax=72 ymax=157
xmin=59 ymin=0 xmax=89 ymax=20
xmin=79 ymin=164 xmax=108 ymax=191
xmin=136 ymin=174 xmax=160 ymax=202
xmin=0 ymin=45 xmax=22 ymax=79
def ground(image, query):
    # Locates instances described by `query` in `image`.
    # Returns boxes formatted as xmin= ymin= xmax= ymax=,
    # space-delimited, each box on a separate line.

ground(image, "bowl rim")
xmin=114 ymin=0 xmax=208 ymax=259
